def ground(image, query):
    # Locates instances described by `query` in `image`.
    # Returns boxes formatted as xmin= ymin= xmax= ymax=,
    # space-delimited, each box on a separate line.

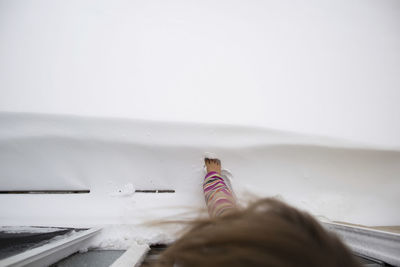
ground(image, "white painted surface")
xmin=110 ymin=243 xmax=149 ymax=267
xmin=0 ymin=228 xmax=101 ymax=267
xmin=323 ymin=222 xmax=400 ymax=266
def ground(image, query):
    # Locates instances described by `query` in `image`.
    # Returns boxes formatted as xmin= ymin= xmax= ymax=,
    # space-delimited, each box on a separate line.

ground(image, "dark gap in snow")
xmin=135 ymin=190 xmax=175 ymax=193
xmin=0 ymin=190 xmax=90 ymax=194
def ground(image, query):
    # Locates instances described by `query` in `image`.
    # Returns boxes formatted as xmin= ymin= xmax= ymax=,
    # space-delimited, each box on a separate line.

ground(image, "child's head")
xmin=156 ymin=198 xmax=360 ymax=267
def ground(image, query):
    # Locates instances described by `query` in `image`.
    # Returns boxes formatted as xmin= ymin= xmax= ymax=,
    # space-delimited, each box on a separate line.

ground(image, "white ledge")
xmin=0 ymin=227 xmax=101 ymax=267
xmin=322 ymin=222 xmax=400 ymax=266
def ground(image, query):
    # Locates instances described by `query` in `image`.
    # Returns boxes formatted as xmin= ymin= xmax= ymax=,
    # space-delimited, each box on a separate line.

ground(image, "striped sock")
xmin=203 ymin=171 xmax=237 ymax=217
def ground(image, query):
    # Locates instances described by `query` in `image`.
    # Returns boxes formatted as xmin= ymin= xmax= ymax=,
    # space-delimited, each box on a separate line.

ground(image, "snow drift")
xmin=1 ymin=112 xmax=399 ymax=238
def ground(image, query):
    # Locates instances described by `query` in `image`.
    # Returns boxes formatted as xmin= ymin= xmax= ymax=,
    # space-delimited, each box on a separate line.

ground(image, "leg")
xmin=203 ymin=158 xmax=237 ymax=217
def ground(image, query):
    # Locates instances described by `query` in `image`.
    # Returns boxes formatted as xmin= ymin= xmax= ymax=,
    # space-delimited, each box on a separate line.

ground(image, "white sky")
xmin=1 ymin=0 xmax=399 ymax=147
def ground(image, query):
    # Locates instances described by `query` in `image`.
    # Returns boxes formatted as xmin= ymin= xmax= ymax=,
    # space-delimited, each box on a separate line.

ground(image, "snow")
xmin=0 ymin=112 xmax=399 ymax=250
xmin=1 ymin=0 xmax=400 ymax=250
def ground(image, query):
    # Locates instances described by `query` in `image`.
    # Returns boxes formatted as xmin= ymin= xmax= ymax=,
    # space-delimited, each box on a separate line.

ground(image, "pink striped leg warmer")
xmin=203 ymin=171 xmax=237 ymax=217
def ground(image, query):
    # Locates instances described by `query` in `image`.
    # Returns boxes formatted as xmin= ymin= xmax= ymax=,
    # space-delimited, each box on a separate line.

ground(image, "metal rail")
xmin=0 ymin=228 xmax=101 ymax=267
xmin=322 ymin=222 xmax=400 ymax=266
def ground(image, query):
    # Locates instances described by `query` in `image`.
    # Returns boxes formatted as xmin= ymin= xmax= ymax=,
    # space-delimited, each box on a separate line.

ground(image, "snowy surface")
xmin=0 ymin=112 xmax=399 ymax=249
xmin=1 ymin=0 xmax=400 ymax=249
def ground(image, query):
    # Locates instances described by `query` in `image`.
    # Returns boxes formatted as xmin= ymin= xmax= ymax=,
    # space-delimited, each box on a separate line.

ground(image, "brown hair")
xmin=155 ymin=198 xmax=361 ymax=267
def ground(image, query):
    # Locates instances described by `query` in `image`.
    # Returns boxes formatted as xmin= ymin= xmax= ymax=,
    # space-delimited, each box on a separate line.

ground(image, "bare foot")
xmin=205 ymin=158 xmax=221 ymax=174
